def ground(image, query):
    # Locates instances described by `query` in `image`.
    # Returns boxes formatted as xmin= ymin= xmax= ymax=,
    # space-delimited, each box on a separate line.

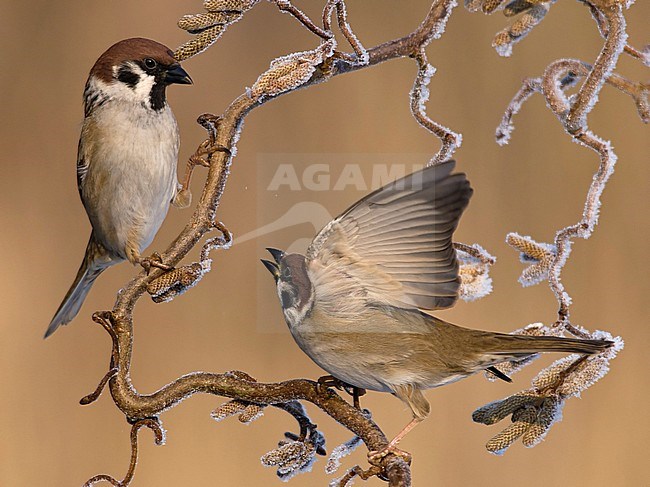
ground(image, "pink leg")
xmin=368 ymin=417 xmax=424 ymax=465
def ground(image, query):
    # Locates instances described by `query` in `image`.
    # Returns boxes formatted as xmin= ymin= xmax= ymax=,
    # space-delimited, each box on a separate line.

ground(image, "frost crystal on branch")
xmin=325 ymin=435 xmax=363 ymax=475
xmin=455 ymin=243 xmax=495 ymax=301
xmin=430 ymin=0 xmax=458 ymax=40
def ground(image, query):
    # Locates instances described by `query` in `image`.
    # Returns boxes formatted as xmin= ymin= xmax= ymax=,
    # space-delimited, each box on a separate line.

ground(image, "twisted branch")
xmin=83 ymin=418 xmax=165 ymax=486
xmin=469 ymin=0 xmax=635 ymax=453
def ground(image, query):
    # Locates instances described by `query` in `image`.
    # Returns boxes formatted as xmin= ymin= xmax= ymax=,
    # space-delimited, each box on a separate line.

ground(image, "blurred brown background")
xmin=1 ymin=1 xmax=648 ymax=486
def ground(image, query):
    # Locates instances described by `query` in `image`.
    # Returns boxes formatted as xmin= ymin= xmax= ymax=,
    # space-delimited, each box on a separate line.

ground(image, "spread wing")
xmin=306 ymin=160 xmax=472 ymax=312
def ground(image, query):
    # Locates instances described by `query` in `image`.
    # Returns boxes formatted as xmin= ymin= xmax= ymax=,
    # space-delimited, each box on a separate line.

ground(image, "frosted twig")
xmin=542 ymin=59 xmax=648 ymax=125
xmin=325 ymin=409 xmax=371 ymax=475
xmin=82 ymin=418 xmax=165 ymax=487
xmin=410 ymin=49 xmax=462 ymax=165
xmin=331 ymin=465 xmax=384 ymax=486
xmin=322 ymin=0 xmax=369 ymax=65
xmin=177 ymin=114 xmax=232 ymax=208
xmin=497 ymin=3 xmax=637 ymax=327
xmin=470 ymin=1 xmax=633 ymax=457
xmin=583 ymin=0 xmax=648 ymax=66
xmin=499 ymin=58 xmax=647 ymax=145
xmin=564 ymin=3 xmax=628 ymax=134
xmin=272 ymin=0 xmax=333 ymax=39
xmin=495 ymin=77 xmax=541 ymax=145
xmin=326 ymin=435 xmax=364 ymax=475
xmin=549 ymin=130 xmax=617 ymax=324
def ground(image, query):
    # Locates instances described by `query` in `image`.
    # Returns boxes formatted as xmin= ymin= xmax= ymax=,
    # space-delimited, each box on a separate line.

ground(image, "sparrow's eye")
xmin=282 ymin=267 xmax=292 ymax=279
xmin=143 ymin=58 xmax=157 ymax=70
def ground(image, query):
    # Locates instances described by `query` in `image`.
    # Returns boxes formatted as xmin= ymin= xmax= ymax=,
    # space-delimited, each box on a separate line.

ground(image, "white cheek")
xmin=283 ymin=308 xmax=301 ymax=326
xmin=131 ymin=68 xmax=155 ymax=102
xmin=93 ymin=64 xmax=157 ymax=108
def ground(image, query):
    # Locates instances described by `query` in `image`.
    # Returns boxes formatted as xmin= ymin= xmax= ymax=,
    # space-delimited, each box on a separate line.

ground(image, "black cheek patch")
xmin=116 ymin=66 xmax=140 ymax=89
xmin=281 ymin=290 xmax=294 ymax=309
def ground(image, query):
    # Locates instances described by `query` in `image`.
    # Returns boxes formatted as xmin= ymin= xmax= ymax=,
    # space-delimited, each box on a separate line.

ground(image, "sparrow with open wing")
xmin=262 ymin=160 xmax=611 ymax=460
xmin=45 ymin=38 xmax=192 ymax=338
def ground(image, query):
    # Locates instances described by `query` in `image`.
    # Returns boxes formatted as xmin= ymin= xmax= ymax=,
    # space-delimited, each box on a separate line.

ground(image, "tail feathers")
xmin=484 ymin=333 xmax=613 ymax=360
xmin=45 ymin=240 xmax=112 ymax=338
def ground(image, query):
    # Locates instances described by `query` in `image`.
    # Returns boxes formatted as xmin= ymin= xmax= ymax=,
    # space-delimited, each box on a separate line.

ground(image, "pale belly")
xmin=81 ymin=104 xmax=179 ymax=260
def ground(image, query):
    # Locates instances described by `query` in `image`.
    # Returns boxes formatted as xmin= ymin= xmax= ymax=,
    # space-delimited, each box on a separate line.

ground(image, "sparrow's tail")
xmin=44 ymin=238 xmax=113 ymax=338
xmin=476 ymin=332 xmax=612 ymax=363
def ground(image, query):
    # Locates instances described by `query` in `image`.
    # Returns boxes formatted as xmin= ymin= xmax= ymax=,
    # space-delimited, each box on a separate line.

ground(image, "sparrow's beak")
xmin=261 ymin=259 xmax=280 ymax=281
xmin=166 ymin=64 xmax=193 ymax=85
xmin=266 ymin=248 xmax=286 ymax=264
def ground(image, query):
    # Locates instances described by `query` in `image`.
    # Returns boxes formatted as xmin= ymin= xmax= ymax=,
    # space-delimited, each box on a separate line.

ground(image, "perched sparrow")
xmin=262 ymin=161 xmax=611 ymax=458
xmin=45 ymin=38 xmax=192 ymax=338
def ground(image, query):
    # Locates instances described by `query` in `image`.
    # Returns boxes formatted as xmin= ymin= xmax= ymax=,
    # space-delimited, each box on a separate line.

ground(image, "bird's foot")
xmin=317 ymin=374 xmax=344 ymax=392
xmin=177 ymin=116 xmax=231 ymax=203
xmin=316 ymin=375 xmax=366 ymax=409
xmin=367 ymin=445 xmax=412 ymax=466
xmin=188 ymin=140 xmax=216 ymax=168
xmin=140 ymin=252 xmax=174 ymax=274
xmin=195 ymin=113 xmax=231 ymax=163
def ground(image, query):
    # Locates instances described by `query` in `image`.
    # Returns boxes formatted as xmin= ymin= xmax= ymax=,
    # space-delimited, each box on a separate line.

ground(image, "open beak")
xmin=266 ymin=247 xmax=285 ymax=263
xmin=261 ymin=259 xmax=280 ymax=281
xmin=166 ymin=64 xmax=193 ymax=85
